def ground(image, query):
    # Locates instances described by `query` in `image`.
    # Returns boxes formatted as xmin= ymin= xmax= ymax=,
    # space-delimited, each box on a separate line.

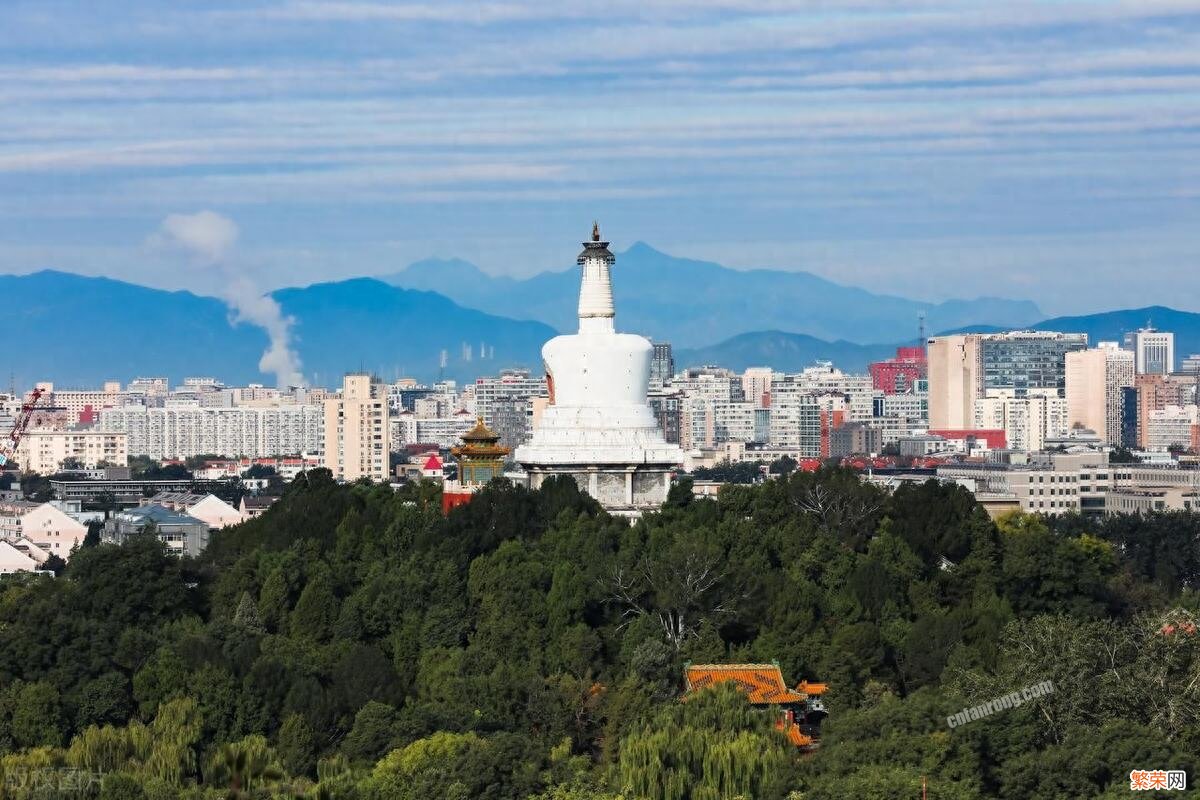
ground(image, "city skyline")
xmin=2 ymin=2 xmax=1200 ymax=314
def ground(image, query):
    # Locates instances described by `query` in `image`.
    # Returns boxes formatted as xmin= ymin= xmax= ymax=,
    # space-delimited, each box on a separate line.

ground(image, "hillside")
xmin=677 ymin=330 xmax=899 ymax=373
xmin=0 ymin=468 xmax=1193 ymax=798
xmin=384 ymin=243 xmax=1042 ymax=346
xmin=1 ymin=271 xmax=555 ymax=387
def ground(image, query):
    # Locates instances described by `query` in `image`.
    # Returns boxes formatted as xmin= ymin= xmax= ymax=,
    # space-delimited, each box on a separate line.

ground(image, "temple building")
xmin=684 ymin=663 xmax=828 ymax=749
xmin=514 ymin=225 xmax=683 ymax=514
xmin=442 ymin=417 xmax=510 ymax=514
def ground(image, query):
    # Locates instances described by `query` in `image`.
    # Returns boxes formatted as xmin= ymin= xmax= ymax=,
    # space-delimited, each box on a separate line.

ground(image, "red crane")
xmin=0 ymin=387 xmax=46 ymax=468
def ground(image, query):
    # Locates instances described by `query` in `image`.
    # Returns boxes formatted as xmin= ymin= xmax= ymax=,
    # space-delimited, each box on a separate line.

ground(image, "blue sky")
xmin=2 ymin=0 xmax=1200 ymax=315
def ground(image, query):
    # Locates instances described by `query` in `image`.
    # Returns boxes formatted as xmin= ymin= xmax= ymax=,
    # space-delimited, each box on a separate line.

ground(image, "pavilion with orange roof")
xmin=684 ymin=662 xmax=828 ymax=749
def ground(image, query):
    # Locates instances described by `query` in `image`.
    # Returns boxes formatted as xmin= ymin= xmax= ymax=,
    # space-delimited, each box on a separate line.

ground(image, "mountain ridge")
xmin=0 ymin=270 xmax=554 ymax=387
xmin=384 ymin=242 xmax=1043 ymax=346
xmin=677 ymin=307 xmax=1200 ymax=372
xmin=5 ymin=269 xmax=1198 ymax=388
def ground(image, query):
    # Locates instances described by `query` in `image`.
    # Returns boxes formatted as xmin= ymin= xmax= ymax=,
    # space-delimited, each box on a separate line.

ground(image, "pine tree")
xmin=233 ymin=591 xmax=265 ymax=634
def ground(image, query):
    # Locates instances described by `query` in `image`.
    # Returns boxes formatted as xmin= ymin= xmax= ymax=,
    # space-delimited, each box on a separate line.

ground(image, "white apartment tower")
xmin=323 ymin=374 xmax=391 ymax=482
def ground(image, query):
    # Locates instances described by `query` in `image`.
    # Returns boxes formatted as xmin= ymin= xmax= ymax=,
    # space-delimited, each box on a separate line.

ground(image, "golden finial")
xmin=592 ymin=221 xmax=600 ymax=242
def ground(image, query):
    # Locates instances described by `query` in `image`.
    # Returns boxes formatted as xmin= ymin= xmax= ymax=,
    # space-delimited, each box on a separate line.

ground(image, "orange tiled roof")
xmin=685 ymin=663 xmax=817 ymax=705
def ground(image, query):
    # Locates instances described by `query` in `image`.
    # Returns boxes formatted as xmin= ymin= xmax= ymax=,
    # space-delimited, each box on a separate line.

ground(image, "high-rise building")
xmin=473 ymin=369 xmax=548 ymax=449
xmin=1134 ymin=373 xmax=1197 ymax=448
xmin=322 ymin=374 xmax=390 ymax=482
xmin=1124 ymin=327 xmax=1175 ymax=375
xmin=742 ymin=367 xmax=773 ymax=408
xmin=101 ymin=403 xmax=323 ymax=460
xmin=768 ymin=394 xmax=822 ymax=456
xmin=670 ymin=366 xmax=743 ymax=403
xmin=829 ymin=422 xmax=882 ymax=458
xmin=972 ymin=389 xmax=1067 ymax=452
xmin=1120 ymin=387 xmax=1139 ymax=449
xmin=868 ymin=346 xmax=927 ymax=395
xmin=1144 ymin=405 xmax=1200 ymax=452
xmin=650 ymin=342 xmax=675 ymax=387
xmin=980 ymin=331 xmax=1087 ymax=396
xmin=927 ymin=334 xmax=983 ymax=430
xmin=929 ymin=331 xmax=1086 ymax=431
xmin=15 ymin=430 xmax=128 ymax=473
xmin=1065 ymin=343 xmax=1135 ymax=445
xmin=681 ymin=396 xmax=715 ymax=451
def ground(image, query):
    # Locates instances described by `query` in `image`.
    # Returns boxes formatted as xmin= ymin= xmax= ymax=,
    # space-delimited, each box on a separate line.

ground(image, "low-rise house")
xmin=143 ymin=492 xmax=244 ymax=529
xmin=239 ymin=495 xmax=278 ymax=519
xmin=0 ymin=540 xmax=44 ymax=575
xmin=8 ymin=536 xmax=52 ymax=567
xmin=104 ymin=505 xmax=210 ymax=556
xmin=0 ymin=500 xmax=88 ymax=560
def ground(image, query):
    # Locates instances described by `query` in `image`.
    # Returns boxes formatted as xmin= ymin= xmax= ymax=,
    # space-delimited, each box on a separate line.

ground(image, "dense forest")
xmin=1 ymin=467 xmax=1198 ymax=799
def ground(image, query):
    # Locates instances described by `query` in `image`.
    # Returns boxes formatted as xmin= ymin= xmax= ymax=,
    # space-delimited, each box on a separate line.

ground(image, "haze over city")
xmin=4 ymin=1 xmax=1200 ymax=313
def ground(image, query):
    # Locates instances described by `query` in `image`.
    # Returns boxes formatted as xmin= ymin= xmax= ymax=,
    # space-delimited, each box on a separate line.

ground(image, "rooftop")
xmin=684 ymin=663 xmax=825 ymax=705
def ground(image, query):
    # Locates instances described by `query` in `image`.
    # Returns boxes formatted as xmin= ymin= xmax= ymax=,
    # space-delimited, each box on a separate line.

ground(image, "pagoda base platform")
xmin=521 ymin=462 xmax=676 ymax=515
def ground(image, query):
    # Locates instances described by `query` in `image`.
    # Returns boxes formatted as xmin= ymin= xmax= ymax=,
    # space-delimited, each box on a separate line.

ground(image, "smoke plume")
xmin=153 ymin=211 xmax=306 ymax=387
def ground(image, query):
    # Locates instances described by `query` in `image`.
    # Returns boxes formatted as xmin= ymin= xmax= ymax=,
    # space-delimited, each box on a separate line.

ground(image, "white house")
xmin=0 ymin=540 xmax=45 ymax=574
xmin=143 ymin=492 xmax=245 ymax=530
xmin=0 ymin=501 xmax=88 ymax=560
xmin=9 ymin=536 xmax=51 ymax=566
xmin=187 ymin=494 xmax=245 ymax=529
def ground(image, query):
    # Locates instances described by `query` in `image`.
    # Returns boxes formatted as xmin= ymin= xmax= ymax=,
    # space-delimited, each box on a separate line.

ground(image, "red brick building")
xmin=868 ymin=346 xmax=927 ymax=394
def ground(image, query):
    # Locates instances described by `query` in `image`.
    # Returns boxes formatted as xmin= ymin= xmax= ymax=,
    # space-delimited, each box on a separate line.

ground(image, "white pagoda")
xmin=514 ymin=224 xmax=683 ymax=514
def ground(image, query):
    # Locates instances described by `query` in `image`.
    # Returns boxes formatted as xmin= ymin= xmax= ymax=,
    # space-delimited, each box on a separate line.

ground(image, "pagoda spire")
xmin=577 ymin=222 xmax=615 ymax=332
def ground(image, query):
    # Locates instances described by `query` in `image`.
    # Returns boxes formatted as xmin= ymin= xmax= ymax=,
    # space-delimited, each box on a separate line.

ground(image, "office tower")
xmin=1124 ymin=327 xmax=1175 ymax=375
xmin=980 ymin=331 xmax=1087 ymax=395
xmin=650 ymin=342 xmax=675 ymax=387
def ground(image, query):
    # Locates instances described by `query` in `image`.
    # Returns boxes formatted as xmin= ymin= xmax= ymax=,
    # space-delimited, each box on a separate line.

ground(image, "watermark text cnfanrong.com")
xmin=946 ymin=680 xmax=1054 ymax=728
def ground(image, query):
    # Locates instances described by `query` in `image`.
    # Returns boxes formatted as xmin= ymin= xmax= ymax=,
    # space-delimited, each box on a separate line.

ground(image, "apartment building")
xmin=100 ymin=403 xmax=322 ymax=459
xmin=1065 ymin=343 xmax=1135 ymax=445
xmin=15 ymin=429 xmax=128 ymax=473
xmin=323 ymin=374 xmax=390 ymax=482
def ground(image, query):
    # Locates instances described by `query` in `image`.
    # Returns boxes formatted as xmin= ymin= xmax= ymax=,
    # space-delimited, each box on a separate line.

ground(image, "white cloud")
xmin=153 ymin=210 xmax=239 ymax=263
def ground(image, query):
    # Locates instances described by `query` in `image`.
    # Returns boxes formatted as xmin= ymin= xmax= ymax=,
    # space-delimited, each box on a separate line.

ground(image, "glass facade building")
xmin=981 ymin=332 xmax=1087 ymax=396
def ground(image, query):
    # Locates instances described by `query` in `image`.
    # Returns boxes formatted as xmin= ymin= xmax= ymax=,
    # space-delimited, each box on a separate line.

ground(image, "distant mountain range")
xmin=383 ymin=243 xmax=1043 ymax=347
xmin=678 ymin=306 xmax=1200 ymax=373
xmin=1 ymin=271 xmax=554 ymax=387
xmin=3 ymin=264 xmax=1199 ymax=389
xmin=677 ymin=332 xmax=898 ymax=373
xmin=947 ymin=306 xmax=1200 ymax=354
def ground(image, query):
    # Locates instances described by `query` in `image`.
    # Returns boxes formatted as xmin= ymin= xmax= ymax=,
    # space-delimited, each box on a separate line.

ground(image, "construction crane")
xmin=0 ymin=387 xmax=46 ymax=468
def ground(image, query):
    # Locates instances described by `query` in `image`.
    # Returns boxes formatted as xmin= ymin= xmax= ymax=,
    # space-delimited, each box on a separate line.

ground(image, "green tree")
xmin=277 ymin=713 xmax=317 ymax=778
xmin=233 ymin=590 xmax=266 ymax=634
xmin=615 ymin=683 xmax=797 ymax=800
xmin=290 ymin=572 xmax=337 ymax=641
xmin=12 ymin=681 xmax=65 ymax=748
xmin=343 ymin=701 xmax=400 ymax=764
xmin=98 ymin=773 xmax=149 ymax=800
xmin=207 ymin=735 xmax=284 ymax=798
